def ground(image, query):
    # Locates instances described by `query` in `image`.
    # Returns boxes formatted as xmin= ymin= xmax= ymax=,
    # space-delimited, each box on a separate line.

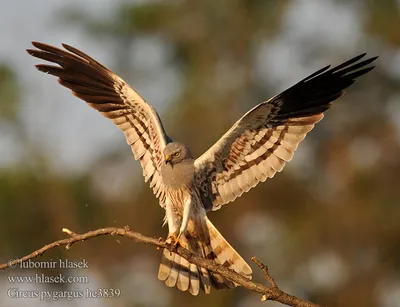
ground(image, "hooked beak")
xmin=165 ymin=154 xmax=172 ymax=165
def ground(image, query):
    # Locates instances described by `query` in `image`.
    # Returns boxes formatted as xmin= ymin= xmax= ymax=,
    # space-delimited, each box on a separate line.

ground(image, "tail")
xmin=158 ymin=217 xmax=252 ymax=295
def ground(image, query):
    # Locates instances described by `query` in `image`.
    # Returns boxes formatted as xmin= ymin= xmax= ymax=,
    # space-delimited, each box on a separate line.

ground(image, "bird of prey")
xmin=27 ymin=42 xmax=377 ymax=295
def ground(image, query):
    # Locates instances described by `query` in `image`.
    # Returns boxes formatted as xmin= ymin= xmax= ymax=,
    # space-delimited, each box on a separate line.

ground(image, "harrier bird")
xmin=27 ymin=42 xmax=377 ymax=295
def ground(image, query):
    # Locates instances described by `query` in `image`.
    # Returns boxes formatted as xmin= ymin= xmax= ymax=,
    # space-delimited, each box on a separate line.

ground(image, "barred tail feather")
xmin=205 ymin=217 xmax=252 ymax=280
xmin=189 ymin=263 xmax=200 ymax=295
xmin=165 ymin=255 xmax=179 ymax=287
xmin=158 ymin=217 xmax=252 ymax=295
xmin=177 ymin=256 xmax=190 ymax=291
xmin=158 ymin=245 xmax=211 ymax=295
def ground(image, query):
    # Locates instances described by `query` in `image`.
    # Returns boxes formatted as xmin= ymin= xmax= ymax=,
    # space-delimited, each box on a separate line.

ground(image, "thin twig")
xmin=252 ymin=256 xmax=278 ymax=288
xmin=0 ymin=227 xmax=322 ymax=307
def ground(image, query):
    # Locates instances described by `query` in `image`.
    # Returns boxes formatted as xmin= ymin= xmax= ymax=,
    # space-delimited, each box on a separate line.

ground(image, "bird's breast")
xmin=165 ymin=187 xmax=190 ymax=215
xmin=161 ymin=161 xmax=195 ymax=189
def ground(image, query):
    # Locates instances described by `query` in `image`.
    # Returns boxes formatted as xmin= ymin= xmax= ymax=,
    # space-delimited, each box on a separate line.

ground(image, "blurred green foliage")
xmin=0 ymin=65 xmax=19 ymax=123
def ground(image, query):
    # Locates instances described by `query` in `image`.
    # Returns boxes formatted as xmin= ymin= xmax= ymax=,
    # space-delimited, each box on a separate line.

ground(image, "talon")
xmin=166 ymin=231 xmax=182 ymax=247
xmin=173 ymin=231 xmax=182 ymax=246
xmin=165 ymin=236 xmax=173 ymax=245
xmin=173 ymin=237 xmax=180 ymax=246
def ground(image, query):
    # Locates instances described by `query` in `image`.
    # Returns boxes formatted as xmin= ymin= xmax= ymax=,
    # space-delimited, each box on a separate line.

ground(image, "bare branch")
xmin=0 ymin=227 xmax=322 ymax=307
xmin=252 ymin=257 xmax=278 ymax=287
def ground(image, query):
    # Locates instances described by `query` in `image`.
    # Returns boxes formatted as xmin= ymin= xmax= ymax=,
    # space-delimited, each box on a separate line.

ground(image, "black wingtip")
xmin=357 ymin=55 xmax=378 ymax=66
xmin=31 ymin=41 xmax=45 ymax=49
xmin=35 ymin=64 xmax=49 ymax=73
xmin=26 ymin=49 xmax=36 ymax=56
xmin=350 ymin=53 xmax=367 ymax=63
xmin=344 ymin=66 xmax=376 ymax=80
xmin=61 ymin=43 xmax=77 ymax=54
xmin=302 ymin=65 xmax=331 ymax=83
xmin=368 ymin=56 xmax=379 ymax=64
xmin=334 ymin=55 xmax=378 ymax=79
xmin=331 ymin=53 xmax=368 ymax=73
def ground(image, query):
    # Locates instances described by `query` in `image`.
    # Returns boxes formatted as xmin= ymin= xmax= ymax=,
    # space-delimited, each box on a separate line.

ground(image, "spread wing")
xmin=194 ymin=54 xmax=377 ymax=211
xmin=27 ymin=42 xmax=170 ymax=206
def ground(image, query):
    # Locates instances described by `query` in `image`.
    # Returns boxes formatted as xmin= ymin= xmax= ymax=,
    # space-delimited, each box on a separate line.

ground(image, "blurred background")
xmin=0 ymin=0 xmax=399 ymax=306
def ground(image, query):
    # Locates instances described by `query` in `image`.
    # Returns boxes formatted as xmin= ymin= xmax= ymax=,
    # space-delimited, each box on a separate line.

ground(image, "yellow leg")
xmin=173 ymin=231 xmax=182 ymax=246
xmin=166 ymin=231 xmax=182 ymax=246
xmin=165 ymin=198 xmax=191 ymax=247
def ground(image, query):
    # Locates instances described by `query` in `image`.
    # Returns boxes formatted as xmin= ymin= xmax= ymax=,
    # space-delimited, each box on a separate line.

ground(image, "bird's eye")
xmin=174 ymin=152 xmax=180 ymax=157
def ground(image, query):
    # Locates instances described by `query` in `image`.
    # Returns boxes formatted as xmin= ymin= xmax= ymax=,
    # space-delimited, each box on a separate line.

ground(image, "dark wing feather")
xmin=194 ymin=54 xmax=378 ymax=211
xmin=27 ymin=42 xmax=170 ymax=206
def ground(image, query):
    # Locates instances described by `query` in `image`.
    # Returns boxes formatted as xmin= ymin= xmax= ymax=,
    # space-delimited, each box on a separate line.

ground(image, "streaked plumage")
xmin=27 ymin=42 xmax=377 ymax=295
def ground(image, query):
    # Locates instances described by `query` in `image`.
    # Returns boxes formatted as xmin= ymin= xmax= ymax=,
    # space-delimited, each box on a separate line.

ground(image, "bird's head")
xmin=163 ymin=142 xmax=192 ymax=166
